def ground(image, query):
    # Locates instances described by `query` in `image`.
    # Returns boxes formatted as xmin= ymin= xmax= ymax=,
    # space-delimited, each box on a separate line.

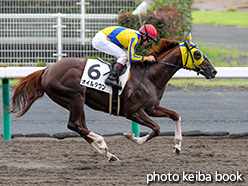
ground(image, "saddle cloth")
xmin=80 ymin=59 xmax=131 ymax=95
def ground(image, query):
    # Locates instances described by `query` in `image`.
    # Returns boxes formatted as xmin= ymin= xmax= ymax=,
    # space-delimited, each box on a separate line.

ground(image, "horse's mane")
xmin=149 ymin=38 xmax=179 ymax=57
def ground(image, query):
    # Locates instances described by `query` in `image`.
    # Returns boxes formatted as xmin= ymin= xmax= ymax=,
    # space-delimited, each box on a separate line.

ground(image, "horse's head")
xmin=179 ymin=33 xmax=217 ymax=79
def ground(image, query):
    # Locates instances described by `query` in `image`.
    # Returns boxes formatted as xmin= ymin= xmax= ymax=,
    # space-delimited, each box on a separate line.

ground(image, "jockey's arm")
xmin=127 ymin=36 xmax=155 ymax=63
xmin=127 ymin=37 xmax=143 ymax=63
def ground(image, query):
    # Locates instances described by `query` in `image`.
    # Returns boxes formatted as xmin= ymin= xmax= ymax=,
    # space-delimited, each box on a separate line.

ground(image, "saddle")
xmin=81 ymin=58 xmax=130 ymax=116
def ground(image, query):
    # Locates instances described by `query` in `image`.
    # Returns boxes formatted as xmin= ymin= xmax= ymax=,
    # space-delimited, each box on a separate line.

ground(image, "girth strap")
xmin=109 ymin=87 xmax=120 ymax=115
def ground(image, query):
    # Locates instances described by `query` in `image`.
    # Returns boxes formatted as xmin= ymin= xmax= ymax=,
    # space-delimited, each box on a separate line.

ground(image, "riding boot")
xmin=105 ymin=65 xmax=122 ymax=90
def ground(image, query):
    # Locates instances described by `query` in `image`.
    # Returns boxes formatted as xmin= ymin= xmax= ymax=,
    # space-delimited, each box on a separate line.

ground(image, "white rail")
xmin=0 ymin=67 xmax=248 ymax=79
xmin=174 ymin=67 xmax=248 ymax=79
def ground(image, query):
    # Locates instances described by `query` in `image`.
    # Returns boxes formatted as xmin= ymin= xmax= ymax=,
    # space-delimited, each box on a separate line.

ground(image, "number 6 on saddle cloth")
xmin=80 ymin=58 xmax=130 ymax=115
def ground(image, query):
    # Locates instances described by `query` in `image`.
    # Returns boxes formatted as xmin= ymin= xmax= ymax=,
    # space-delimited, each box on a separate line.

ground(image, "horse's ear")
xmin=185 ymin=32 xmax=192 ymax=48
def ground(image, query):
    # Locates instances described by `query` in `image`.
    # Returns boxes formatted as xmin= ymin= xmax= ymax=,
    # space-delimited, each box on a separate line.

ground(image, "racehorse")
xmin=11 ymin=34 xmax=217 ymax=162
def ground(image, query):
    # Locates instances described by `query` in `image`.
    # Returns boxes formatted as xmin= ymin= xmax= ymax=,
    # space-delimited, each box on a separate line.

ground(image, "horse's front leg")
xmin=124 ymin=109 xmax=160 ymax=145
xmin=150 ymin=105 xmax=182 ymax=155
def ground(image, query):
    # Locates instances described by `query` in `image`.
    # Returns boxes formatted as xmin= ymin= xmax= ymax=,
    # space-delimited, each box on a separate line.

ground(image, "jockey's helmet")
xmin=139 ymin=24 xmax=157 ymax=41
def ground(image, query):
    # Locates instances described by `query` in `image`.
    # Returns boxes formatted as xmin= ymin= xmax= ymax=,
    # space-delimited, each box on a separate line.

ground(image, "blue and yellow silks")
xmin=179 ymin=33 xmax=207 ymax=69
xmin=101 ymin=26 xmax=143 ymax=63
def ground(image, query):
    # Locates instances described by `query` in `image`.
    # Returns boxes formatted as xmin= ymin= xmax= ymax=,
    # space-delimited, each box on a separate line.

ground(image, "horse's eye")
xmin=193 ymin=51 xmax=202 ymax=60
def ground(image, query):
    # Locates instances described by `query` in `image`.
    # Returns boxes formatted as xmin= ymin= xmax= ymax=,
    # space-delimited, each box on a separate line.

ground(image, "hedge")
xmin=118 ymin=0 xmax=193 ymax=55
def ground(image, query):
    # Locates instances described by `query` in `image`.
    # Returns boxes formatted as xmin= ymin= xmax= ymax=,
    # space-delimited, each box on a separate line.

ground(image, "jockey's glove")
xmin=142 ymin=55 xmax=156 ymax=66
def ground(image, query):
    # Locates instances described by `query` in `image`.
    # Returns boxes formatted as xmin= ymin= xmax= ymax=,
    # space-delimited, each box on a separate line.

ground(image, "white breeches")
xmin=92 ymin=31 xmax=128 ymax=65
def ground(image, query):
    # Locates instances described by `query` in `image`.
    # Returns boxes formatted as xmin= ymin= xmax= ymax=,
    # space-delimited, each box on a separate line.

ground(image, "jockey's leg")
xmin=105 ymin=65 xmax=122 ymax=89
xmin=92 ymin=31 xmax=127 ymax=89
xmin=92 ymin=31 xmax=127 ymax=61
xmin=105 ymin=56 xmax=127 ymax=89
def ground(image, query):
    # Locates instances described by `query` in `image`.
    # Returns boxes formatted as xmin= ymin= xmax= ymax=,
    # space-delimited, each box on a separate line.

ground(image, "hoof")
xmin=123 ymin=132 xmax=134 ymax=139
xmin=172 ymin=146 xmax=180 ymax=155
xmin=108 ymin=155 xmax=119 ymax=163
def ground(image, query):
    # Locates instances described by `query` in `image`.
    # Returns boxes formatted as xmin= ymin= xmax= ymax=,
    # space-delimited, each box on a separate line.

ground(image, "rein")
xmin=130 ymin=46 xmax=182 ymax=100
xmin=156 ymin=60 xmax=181 ymax=68
xmin=130 ymin=60 xmax=181 ymax=100
xmin=148 ymin=61 xmax=181 ymax=90
xmin=130 ymin=64 xmax=150 ymax=99
xmin=130 ymin=41 xmax=202 ymax=99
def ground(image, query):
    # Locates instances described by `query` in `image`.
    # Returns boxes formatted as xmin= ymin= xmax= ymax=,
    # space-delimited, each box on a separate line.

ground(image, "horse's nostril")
xmin=213 ymin=69 xmax=217 ymax=76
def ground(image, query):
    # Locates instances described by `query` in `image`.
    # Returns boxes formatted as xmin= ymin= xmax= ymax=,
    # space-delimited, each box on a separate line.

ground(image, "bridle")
xmin=130 ymin=41 xmax=205 ymax=99
xmin=183 ymin=41 xmax=205 ymax=75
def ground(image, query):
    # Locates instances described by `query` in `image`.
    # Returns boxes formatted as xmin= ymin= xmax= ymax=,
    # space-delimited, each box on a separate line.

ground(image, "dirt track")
xmin=0 ymin=136 xmax=247 ymax=185
xmin=1 ymin=1 xmax=248 ymax=186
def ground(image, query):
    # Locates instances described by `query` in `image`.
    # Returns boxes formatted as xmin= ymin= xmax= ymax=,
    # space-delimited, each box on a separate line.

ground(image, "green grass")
xmin=9 ymin=79 xmax=21 ymax=87
xmin=192 ymin=10 xmax=248 ymax=67
xmin=192 ymin=11 xmax=248 ymax=27
xmin=197 ymin=43 xmax=248 ymax=67
xmin=167 ymin=79 xmax=248 ymax=90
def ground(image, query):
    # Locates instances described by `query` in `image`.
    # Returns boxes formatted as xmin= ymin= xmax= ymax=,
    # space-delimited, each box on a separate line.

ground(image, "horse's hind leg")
xmin=150 ymin=105 xmax=182 ymax=155
xmin=67 ymin=98 xmax=119 ymax=162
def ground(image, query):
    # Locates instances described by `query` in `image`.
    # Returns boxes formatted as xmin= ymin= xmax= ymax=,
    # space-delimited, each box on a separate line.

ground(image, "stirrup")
xmin=105 ymin=79 xmax=122 ymax=90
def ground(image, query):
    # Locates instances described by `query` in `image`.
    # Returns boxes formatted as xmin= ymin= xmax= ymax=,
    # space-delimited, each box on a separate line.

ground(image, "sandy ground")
xmin=193 ymin=0 xmax=248 ymax=12
xmin=1 ymin=1 xmax=247 ymax=186
xmin=0 ymin=136 xmax=247 ymax=185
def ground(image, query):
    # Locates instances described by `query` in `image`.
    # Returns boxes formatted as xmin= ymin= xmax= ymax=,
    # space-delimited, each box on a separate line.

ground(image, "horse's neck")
xmin=150 ymin=47 xmax=182 ymax=88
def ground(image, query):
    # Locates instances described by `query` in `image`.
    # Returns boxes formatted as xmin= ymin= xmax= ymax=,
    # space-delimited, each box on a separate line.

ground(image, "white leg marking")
xmin=88 ymin=132 xmax=119 ymax=162
xmin=174 ymin=117 xmax=182 ymax=151
xmin=88 ymin=132 xmax=107 ymax=151
xmin=124 ymin=132 xmax=149 ymax=145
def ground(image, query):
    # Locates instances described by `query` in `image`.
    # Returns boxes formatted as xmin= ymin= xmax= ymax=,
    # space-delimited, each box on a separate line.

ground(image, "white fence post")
xmin=76 ymin=0 xmax=90 ymax=45
xmin=52 ymin=13 xmax=67 ymax=61
xmin=132 ymin=0 xmax=152 ymax=14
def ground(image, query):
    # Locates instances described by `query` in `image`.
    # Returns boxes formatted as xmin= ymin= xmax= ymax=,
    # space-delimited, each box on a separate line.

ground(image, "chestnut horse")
xmin=11 ymin=35 xmax=217 ymax=162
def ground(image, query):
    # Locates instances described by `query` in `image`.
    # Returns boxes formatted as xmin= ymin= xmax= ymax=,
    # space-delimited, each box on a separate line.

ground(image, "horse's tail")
xmin=11 ymin=69 xmax=46 ymax=117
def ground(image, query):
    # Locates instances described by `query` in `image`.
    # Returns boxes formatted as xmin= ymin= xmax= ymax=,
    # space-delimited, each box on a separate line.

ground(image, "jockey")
xmin=92 ymin=24 xmax=157 ymax=89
